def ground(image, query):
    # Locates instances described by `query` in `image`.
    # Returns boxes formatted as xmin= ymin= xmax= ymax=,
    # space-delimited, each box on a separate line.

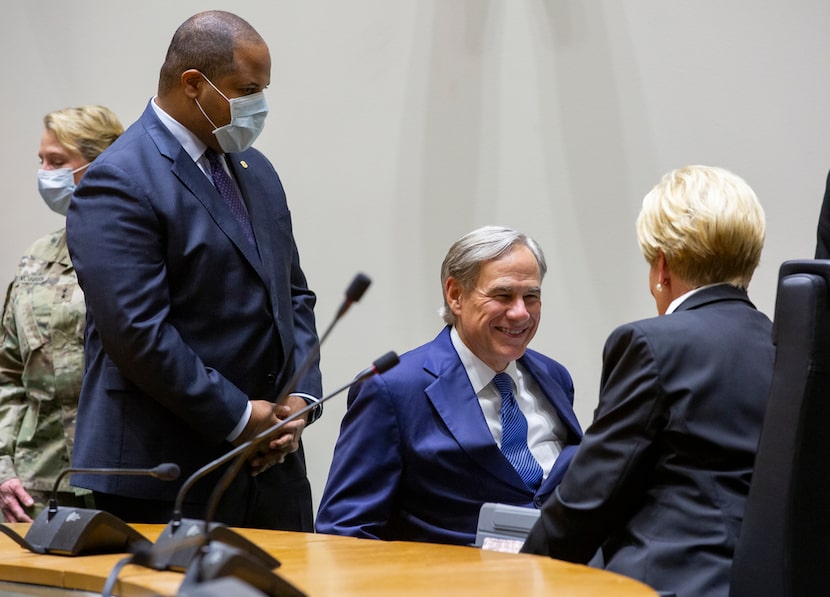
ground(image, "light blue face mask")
xmin=195 ymin=72 xmax=269 ymax=153
xmin=37 ymin=163 xmax=89 ymax=215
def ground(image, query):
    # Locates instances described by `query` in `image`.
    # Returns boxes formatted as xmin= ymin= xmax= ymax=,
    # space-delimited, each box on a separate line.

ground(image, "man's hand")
xmin=237 ymin=396 xmax=309 ymax=476
xmin=0 ymin=478 xmax=34 ymax=522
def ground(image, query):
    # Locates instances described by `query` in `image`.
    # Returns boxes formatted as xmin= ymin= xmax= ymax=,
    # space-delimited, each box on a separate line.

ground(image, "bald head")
xmin=158 ymin=11 xmax=265 ymax=96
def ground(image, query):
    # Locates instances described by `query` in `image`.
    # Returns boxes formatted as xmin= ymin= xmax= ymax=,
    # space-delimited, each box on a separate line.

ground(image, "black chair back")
xmin=730 ymin=259 xmax=830 ymax=596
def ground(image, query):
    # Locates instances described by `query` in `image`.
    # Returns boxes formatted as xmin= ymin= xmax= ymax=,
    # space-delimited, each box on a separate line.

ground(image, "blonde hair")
xmin=636 ymin=165 xmax=765 ymax=289
xmin=44 ymin=105 xmax=124 ymax=163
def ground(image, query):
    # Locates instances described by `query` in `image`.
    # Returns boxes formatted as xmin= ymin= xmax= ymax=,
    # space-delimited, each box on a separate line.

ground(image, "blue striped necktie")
xmin=493 ymin=372 xmax=543 ymax=491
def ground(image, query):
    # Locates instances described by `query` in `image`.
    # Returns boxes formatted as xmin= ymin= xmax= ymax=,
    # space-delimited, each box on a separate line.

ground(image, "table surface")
xmin=0 ymin=523 xmax=658 ymax=596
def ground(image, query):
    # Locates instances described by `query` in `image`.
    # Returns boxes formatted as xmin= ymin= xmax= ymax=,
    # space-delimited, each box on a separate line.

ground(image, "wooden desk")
xmin=0 ymin=524 xmax=657 ymax=596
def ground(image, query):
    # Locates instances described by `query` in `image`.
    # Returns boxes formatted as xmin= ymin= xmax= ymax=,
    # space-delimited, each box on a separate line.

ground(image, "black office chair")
xmin=730 ymin=260 xmax=830 ymax=597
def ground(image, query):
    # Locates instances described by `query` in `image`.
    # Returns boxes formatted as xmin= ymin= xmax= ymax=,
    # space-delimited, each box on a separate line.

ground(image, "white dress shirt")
xmin=449 ymin=327 xmax=566 ymax=479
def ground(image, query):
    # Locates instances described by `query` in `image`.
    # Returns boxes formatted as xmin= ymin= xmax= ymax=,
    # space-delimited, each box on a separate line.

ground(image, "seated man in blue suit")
xmin=316 ymin=226 xmax=582 ymax=545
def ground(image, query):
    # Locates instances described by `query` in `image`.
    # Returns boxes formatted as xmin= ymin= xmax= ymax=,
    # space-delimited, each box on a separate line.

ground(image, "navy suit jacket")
xmin=316 ymin=326 xmax=583 ymax=545
xmin=65 ymin=102 xmax=321 ymax=524
xmin=521 ymin=285 xmax=775 ymax=597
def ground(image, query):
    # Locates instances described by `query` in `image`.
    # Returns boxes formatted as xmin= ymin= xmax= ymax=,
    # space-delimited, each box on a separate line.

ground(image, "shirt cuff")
xmin=293 ymin=392 xmax=323 ymax=425
xmin=226 ymin=401 xmax=253 ymax=443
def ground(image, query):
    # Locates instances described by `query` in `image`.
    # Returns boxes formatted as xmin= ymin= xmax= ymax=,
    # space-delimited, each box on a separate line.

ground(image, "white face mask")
xmin=195 ymin=73 xmax=269 ymax=153
xmin=37 ymin=163 xmax=89 ymax=215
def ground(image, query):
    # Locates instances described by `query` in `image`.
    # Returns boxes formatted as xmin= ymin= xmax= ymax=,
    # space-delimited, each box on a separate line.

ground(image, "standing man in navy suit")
xmin=65 ymin=11 xmax=322 ymax=530
xmin=316 ymin=226 xmax=582 ymax=545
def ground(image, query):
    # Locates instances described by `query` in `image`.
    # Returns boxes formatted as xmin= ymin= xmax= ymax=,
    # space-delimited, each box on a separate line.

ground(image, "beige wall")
xmin=1 ymin=0 xmax=826 ymax=513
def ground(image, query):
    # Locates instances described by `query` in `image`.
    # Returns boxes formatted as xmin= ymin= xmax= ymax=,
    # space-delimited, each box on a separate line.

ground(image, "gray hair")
xmin=439 ymin=225 xmax=547 ymax=325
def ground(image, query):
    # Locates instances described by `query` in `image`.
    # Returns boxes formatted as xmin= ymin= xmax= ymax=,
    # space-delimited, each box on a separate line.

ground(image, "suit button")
xmin=265 ymin=373 xmax=277 ymax=385
xmin=534 ymin=497 xmax=543 ymax=507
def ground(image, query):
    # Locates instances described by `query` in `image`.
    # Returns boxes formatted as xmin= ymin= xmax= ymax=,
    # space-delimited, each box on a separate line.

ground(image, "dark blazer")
xmin=65 ymin=101 xmax=321 ymax=528
xmin=521 ymin=285 xmax=774 ymax=597
xmin=315 ymin=326 xmax=583 ymax=545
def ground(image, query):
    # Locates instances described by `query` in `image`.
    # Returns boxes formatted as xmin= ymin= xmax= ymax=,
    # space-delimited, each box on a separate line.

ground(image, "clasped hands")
xmin=235 ymin=394 xmax=308 ymax=477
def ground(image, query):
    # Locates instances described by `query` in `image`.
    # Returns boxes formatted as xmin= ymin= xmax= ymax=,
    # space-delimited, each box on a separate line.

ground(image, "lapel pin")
xmin=240 ymin=160 xmax=248 ymax=169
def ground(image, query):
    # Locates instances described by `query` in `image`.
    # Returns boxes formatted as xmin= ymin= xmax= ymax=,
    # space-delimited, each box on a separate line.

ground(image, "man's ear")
xmin=181 ymin=69 xmax=204 ymax=99
xmin=445 ymin=278 xmax=463 ymax=313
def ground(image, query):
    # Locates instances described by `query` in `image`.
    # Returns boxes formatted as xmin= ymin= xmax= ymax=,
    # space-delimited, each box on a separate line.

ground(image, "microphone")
xmin=45 ymin=463 xmax=181 ymax=521
xmin=149 ymin=273 xmax=373 ymax=571
xmin=332 ymin=272 xmax=371 ymax=326
xmin=150 ymin=352 xmax=400 ymax=577
xmin=178 ymin=577 xmax=276 ymax=597
xmin=202 ymin=351 xmax=400 ymax=530
xmin=178 ymin=352 xmax=399 ymax=596
xmin=268 ymin=272 xmax=371 ymax=418
xmin=180 ymin=543 xmax=307 ymax=597
xmin=349 ymin=350 xmax=400 ymax=383
xmin=0 ymin=463 xmax=180 ymax=557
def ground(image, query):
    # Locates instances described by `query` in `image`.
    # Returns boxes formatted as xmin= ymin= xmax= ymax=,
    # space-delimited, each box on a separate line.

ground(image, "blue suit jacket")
xmin=521 ymin=285 xmax=775 ymax=597
xmin=65 ymin=102 xmax=321 ymax=519
xmin=316 ymin=326 xmax=583 ymax=545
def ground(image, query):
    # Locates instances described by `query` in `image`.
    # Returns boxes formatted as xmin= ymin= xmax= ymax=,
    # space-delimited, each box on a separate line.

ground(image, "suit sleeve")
xmin=67 ymin=162 xmax=249 ymax=440
xmin=286 ymin=229 xmax=321 ymax=401
xmin=249 ymin=155 xmax=321 ymax=401
xmin=521 ymin=323 xmax=665 ymax=560
xmin=315 ymin=374 xmax=403 ymax=538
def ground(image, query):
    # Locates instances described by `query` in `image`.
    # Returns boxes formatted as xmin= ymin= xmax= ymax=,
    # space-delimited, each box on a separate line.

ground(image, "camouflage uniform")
xmin=0 ymin=228 xmax=89 ymax=511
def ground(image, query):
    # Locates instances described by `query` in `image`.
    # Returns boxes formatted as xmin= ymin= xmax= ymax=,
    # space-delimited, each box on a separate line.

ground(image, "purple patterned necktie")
xmin=493 ymin=372 xmax=543 ymax=491
xmin=204 ymin=148 xmax=256 ymax=246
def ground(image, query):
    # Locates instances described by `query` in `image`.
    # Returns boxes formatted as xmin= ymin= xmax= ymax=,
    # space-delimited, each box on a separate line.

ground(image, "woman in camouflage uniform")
xmin=0 ymin=106 xmax=123 ymax=521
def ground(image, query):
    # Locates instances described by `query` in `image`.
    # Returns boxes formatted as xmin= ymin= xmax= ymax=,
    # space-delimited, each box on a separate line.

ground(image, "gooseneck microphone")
xmin=266 ymin=272 xmax=371 ymax=421
xmin=332 ymin=272 xmax=371 ymax=327
xmin=177 ymin=352 xmax=400 ymax=596
xmin=175 ymin=272 xmax=370 ymax=526
xmin=203 ymin=351 xmax=401 ymax=529
xmin=46 ymin=463 xmax=181 ymax=521
xmin=0 ymin=463 xmax=180 ymax=557
xmin=149 ymin=273 xmax=374 ymax=573
xmin=150 ymin=352 xmax=400 ymax=575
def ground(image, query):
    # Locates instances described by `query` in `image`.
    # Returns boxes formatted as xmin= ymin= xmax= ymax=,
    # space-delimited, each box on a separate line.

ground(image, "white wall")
xmin=1 ymin=1 xmax=827 ymax=513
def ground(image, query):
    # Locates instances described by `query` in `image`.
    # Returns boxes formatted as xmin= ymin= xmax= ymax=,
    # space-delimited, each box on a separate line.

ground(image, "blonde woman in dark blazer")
xmin=522 ymin=165 xmax=774 ymax=597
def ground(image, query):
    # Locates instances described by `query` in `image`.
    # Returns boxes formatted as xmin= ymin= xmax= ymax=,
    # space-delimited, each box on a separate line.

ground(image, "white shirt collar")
xmin=449 ymin=326 xmax=519 ymax=393
xmin=150 ymin=97 xmax=208 ymax=164
xmin=665 ymin=282 xmax=726 ymax=314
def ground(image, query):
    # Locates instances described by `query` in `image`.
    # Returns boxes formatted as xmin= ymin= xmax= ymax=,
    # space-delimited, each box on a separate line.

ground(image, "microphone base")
xmin=177 ymin=577 xmax=270 ymax=597
xmin=181 ymin=541 xmax=305 ymax=597
xmin=151 ymin=518 xmax=280 ymax=572
xmin=24 ymin=507 xmax=151 ymax=556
